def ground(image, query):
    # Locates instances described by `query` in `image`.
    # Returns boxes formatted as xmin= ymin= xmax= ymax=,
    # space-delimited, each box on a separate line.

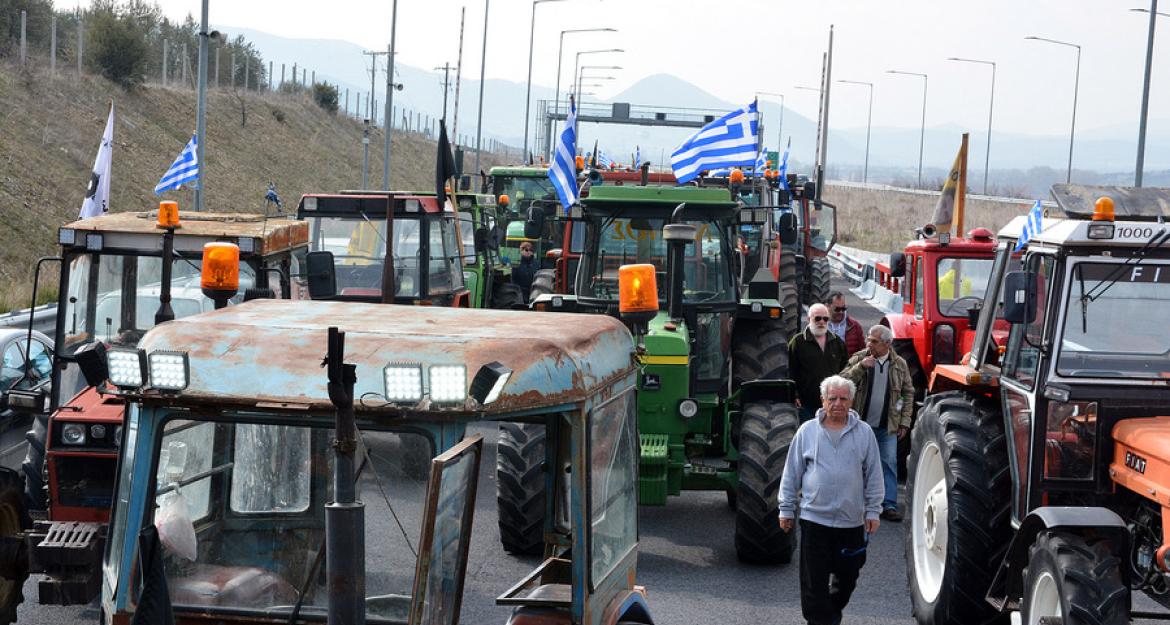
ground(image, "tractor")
xmin=451 ymin=191 xmax=527 ymax=309
xmin=1 ymin=204 xmax=307 ymax=619
xmin=296 ymin=191 xmax=469 ymax=306
xmin=777 ymin=175 xmax=837 ymax=311
xmin=904 ymin=184 xmax=1170 ymax=624
xmin=509 ymin=183 xmax=799 ymax=564
xmin=11 ymin=245 xmax=652 ymax=625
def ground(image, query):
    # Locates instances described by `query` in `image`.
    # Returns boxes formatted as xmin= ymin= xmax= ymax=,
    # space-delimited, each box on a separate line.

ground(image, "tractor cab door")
xmin=998 ymin=252 xmax=1057 ymax=523
xmin=407 ymin=434 xmax=484 ymax=625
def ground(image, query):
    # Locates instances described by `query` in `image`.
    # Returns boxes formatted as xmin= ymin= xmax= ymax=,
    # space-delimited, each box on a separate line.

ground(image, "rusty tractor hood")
xmin=135 ymin=300 xmax=635 ymax=417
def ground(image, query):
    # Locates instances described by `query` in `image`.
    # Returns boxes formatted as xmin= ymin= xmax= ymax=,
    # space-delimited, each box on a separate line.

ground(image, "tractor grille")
xmin=53 ymin=455 xmax=117 ymax=509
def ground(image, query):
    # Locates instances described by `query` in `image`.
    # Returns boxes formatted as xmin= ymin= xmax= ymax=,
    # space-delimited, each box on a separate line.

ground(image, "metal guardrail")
xmin=0 ymin=303 xmax=57 ymax=335
xmin=827 ymin=180 xmax=1059 ymax=209
xmin=827 ymin=244 xmax=903 ymax=315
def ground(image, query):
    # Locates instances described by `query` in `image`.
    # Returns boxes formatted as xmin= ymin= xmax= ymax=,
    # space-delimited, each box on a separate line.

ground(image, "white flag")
xmin=79 ymin=103 xmax=114 ymax=219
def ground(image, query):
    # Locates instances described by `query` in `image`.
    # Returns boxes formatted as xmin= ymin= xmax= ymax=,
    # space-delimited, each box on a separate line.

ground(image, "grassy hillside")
xmin=0 ymin=61 xmax=508 ymax=311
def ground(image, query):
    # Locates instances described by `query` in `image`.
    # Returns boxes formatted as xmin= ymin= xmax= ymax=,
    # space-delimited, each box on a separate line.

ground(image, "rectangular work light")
xmin=148 ymin=351 xmax=190 ymax=391
xmin=428 ymin=365 xmax=466 ymax=403
xmin=106 ymin=348 xmax=147 ymax=388
xmin=384 ymin=363 xmax=424 ymax=403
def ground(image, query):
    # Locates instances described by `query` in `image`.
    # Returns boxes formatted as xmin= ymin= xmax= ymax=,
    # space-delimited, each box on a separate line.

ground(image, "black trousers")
xmin=798 ymin=519 xmax=867 ymax=625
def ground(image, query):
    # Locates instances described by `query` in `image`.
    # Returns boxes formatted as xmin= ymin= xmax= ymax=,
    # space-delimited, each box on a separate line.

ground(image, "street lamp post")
xmin=887 ymin=70 xmax=928 ymax=188
xmin=523 ymin=0 xmax=567 ymax=164
xmin=947 ymin=57 xmax=996 ymax=193
xmin=756 ymin=90 xmax=785 ymax=156
xmin=1131 ymin=3 xmax=1165 ymax=186
xmin=551 ymin=28 xmax=616 ymax=158
xmin=575 ymin=64 xmax=621 ymax=138
xmin=572 ymin=48 xmax=623 ymax=97
xmin=1025 ymin=36 xmax=1081 ymax=184
xmin=837 ymin=80 xmax=873 ymax=183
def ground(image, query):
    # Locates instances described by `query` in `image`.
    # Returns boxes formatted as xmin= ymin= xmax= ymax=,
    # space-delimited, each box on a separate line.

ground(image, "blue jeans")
xmin=872 ymin=426 xmax=898 ymax=511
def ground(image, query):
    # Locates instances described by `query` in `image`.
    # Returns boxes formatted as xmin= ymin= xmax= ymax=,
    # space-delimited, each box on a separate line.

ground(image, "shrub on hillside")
xmin=86 ymin=1 xmax=148 ymax=89
xmin=312 ymin=82 xmax=338 ymax=114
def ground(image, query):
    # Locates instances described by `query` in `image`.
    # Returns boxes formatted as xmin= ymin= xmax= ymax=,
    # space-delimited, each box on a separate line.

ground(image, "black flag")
xmin=131 ymin=526 xmax=175 ymax=625
xmin=436 ymin=118 xmax=457 ymax=206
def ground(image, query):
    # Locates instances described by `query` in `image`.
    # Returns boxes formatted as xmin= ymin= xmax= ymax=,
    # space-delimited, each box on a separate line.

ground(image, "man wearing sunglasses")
xmin=826 ymin=292 xmax=866 ymax=356
xmin=788 ymin=303 xmax=849 ymax=421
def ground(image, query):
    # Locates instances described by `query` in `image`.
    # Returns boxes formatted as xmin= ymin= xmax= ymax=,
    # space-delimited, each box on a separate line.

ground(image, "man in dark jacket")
xmin=512 ymin=241 xmax=537 ymax=303
xmin=788 ymin=303 xmax=849 ymax=421
xmin=827 ymin=292 xmax=866 ymax=356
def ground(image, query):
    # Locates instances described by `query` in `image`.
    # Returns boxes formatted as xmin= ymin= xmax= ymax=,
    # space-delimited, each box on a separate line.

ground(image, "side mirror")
xmin=489 ymin=225 xmax=505 ymax=251
xmin=802 ymin=180 xmax=816 ymax=199
xmin=5 ymin=388 xmax=49 ymax=414
xmin=889 ymin=252 xmax=906 ymax=278
xmin=524 ymin=205 xmax=545 ymax=240
xmin=776 ymin=188 xmax=791 ymax=205
xmin=1002 ymin=271 xmax=1038 ymax=324
xmin=474 ymin=227 xmax=488 ymax=254
xmin=458 ymin=175 xmax=472 ymax=191
xmin=777 ymin=212 xmax=798 ymax=246
xmin=306 ymin=251 xmax=338 ymax=299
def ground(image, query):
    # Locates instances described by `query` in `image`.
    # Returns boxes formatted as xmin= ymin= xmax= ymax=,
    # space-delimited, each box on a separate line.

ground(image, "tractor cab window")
xmin=458 ymin=211 xmax=477 ymax=266
xmin=579 ymin=216 xmax=734 ymax=305
xmin=914 ymin=256 xmax=924 ymax=318
xmin=427 ymin=218 xmax=465 ymax=295
xmin=392 ymin=218 xmax=423 ymax=298
xmin=1057 ymin=260 xmax=1170 ymax=380
xmin=1002 ymin=254 xmax=1056 ymax=388
xmin=589 ymin=389 xmax=638 ymax=586
xmin=310 ymin=216 xmax=387 ymax=297
xmin=133 ymin=416 xmax=438 ymax=622
xmin=809 ymin=203 xmax=834 ymax=253
xmin=498 ymin=176 xmax=557 ymax=209
xmin=935 ymin=257 xmax=996 ymax=318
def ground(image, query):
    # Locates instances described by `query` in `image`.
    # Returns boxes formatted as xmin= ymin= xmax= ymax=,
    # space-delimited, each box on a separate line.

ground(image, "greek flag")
xmin=548 ymin=97 xmax=579 ymax=212
xmin=1014 ymin=200 xmax=1043 ymax=252
xmin=752 ymin=147 xmax=767 ymax=177
xmin=154 ymin=134 xmax=199 ymax=194
xmin=777 ymin=139 xmax=790 ymax=190
xmin=670 ymin=100 xmax=759 ymax=184
xmin=635 ymin=145 xmax=641 ymax=166
xmin=597 ymin=149 xmax=613 ymax=169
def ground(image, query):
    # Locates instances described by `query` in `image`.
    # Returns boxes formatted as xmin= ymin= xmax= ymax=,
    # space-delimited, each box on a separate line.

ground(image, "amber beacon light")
xmin=201 ymin=242 xmax=240 ymax=308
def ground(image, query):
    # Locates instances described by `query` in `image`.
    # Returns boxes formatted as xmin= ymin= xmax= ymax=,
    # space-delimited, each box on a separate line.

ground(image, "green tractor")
xmin=509 ymin=183 xmax=800 ymax=564
xmin=450 ymin=191 xmax=526 ymax=309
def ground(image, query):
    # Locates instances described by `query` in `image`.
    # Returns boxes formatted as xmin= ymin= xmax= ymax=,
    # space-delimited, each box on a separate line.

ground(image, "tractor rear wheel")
xmin=731 ymin=320 xmax=789 ymax=388
xmin=491 ymin=280 xmax=525 ymax=309
xmin=496 ymin=422 xmax=546 ymax=555
xmin=779 ymin=282 xmax=800 ymax=337
xmin=529 ymin=269 xmax=555 ymax=303
xmin=1021 ymin=531 xmax=1128 ymax=625
xmin=809 ymin=256 xmax=832 ymax=305
xmin=734 ymin=400 xmax=798 ymax=564
xmin=906 ymin=392 xmax=1011 ymax=625
xmin=21 ymin=414 xmax=47 ymax=510
xmin=893 ymin=339 xmax=926 ymax=480
xmin=0 ymin=469 xmax=31 ymax=625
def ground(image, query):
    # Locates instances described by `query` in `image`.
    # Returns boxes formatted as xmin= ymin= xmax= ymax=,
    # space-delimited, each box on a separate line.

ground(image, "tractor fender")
xmin=601 ymin=587 xmax=654 ymax=625
xmin=882 ymin=312 xmax=912 ymax=340
xmin=985 ymin=506 xmax=1130 ymax=610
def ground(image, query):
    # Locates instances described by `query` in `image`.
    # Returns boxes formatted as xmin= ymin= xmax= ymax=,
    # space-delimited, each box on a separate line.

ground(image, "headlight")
xmin=148 ymin=351 xmax=189 ymax=390
xmin=678 ymin=398 xmax=699 ymax=419
xmin=90 ymin=424 xmax=107 ymax=439
xmin=384 ymin=364 xmax=424 ymax=403
xmin=62 ymin=423 xmax=87 ymax=445
xmin=107 ymin=349 xmax=146 ymax=388
xmin=429 ymin=365 xmax=466 ymax=403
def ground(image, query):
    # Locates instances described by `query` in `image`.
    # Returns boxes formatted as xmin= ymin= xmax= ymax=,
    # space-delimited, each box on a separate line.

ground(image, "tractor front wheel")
xmin=734 ymin=400 xmax=798 ymax=564
xmin=0 ymin=469 xmax=30 ymax=625
xmin=491 ymin=280 xmax=525 ymax=310
xmin=496 ymin=422 xmax=546 ymax=555
xmin=529 ymin=269 xmax=555 ymax=303
xmin=21 ymin=414 xmax=47 ymax=510
xmin=906 ymin=392 xmax=1010 ymax=625
xmin=1021 ymin=531 xmax=1128 ymax=625
xmin=809 ymin=256 xmax=832 ymax=305
xmin=893 ymin=339 xmax=926 ymax=480
xmin=731 ymin=321 xmax=789 ymax=388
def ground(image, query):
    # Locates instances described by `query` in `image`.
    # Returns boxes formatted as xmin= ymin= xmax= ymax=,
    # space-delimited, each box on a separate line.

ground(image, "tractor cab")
xmin=523 ymin=184 xmax=798 ymax=565
xmin=297 ymin=192 xmax=468 ymax=306
xmin=904 ymin=184 xmax=1170 ymax=624
xmin=2 ymin=206 xmax=307 ymax=611
xmin=80 ymin=298 xmax=647 ymax=625
xmin=441 ymin=192 xmax=524 ymax=309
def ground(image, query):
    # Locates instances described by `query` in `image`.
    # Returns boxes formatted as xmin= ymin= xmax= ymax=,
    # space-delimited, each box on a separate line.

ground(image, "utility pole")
xmin=475 ymin=0 xmax=490 ymax=175
xmin=1136 ymin=0 xmax=1159 ymax=186
xmin=363 ymin=50 xmax=388 ymax=125
xmin=453 ymin=7 xmax=466 ymax=142
xmin=194 ymin=0 xmax=210 ymax=212
xmin=435 ymin=62 xmax=455 ymax=121
xmin=384 ymin=0 xmax=400 ymax=190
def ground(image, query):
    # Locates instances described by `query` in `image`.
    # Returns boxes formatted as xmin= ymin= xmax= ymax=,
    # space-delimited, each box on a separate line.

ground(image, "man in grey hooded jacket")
xmin=778 ymin=375 xmax=883 ymax=625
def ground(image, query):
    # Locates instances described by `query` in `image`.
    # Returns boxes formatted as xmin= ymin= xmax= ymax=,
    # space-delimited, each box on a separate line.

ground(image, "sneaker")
xmin=881 ymin=508 xmax=903 ymax=522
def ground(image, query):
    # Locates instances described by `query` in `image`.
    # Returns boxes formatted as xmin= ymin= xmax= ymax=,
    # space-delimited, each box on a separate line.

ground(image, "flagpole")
xmin=195 ymin=0 xmax=209 ymax=211
xmin=956 ymin=132 xmax=968 ymax=234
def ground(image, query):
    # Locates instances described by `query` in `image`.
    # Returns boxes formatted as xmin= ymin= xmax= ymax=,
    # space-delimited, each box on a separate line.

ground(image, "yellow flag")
xmin=930 ymin=134 xmax=968 ymax=236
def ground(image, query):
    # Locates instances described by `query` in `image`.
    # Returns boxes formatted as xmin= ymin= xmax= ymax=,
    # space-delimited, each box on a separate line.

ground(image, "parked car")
xmin=0 ymin=328 xmax=53 ymax=425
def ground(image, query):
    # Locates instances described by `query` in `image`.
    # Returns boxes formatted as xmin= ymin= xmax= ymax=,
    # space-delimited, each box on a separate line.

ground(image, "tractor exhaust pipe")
xmin=325 ymin=327 xmax=365 ymax=625
xmin=664 ymin=203 xmax=695 ymax=322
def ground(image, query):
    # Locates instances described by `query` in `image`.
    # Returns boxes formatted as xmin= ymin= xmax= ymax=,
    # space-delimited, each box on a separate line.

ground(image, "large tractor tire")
xmin=0 ymin=469 xmax=31 ymax=625
xmin=496 ymin=422 xmax=546 ymax=555
xmin=731 ymin=320 xmax=789 ymax=389
xmin=1021 ymin=531 xmax=1128 ymax=625
xmin=734 ymin=400 xmax=798 ymax=564
xmin=893 ymin=339 xmax=926 ymax=480
xmin=529 ymin=269 xmax=555 ymax=303
xmin=491 ymin=280 xmax=525 ymax=310
xmin=779 ymin=282 xmax=800 ymax=338
xmin=906 ymin=392 xmax=1011 ymax=625
xmin=809 ymin=256 xmax=833 ymax=306
xmin=21 ymin=414 xmax=47 ymax=510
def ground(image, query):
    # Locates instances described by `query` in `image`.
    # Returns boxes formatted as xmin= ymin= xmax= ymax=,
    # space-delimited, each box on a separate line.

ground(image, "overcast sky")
xmin=68 ymin=0 xmax=1168 ymax=139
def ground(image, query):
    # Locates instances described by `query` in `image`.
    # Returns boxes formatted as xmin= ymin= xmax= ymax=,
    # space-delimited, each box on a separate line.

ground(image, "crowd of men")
xmin=779 ymin=291 xmax=917 ymax=625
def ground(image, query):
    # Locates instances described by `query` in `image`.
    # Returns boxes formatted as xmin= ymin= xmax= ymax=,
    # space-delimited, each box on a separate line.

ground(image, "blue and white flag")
xmin=548 ymin=97 xmax=579 ymax=213
xmin=670 ymin=100 xmax=759 ymax=184
xmin=635 ymin=145 xmax=641 ymax=167
xmin=1014 ymin=200 xmax=1043 ymax=252
xmin=777 ymin=138 xmax=790 ymax=190
xmin=79 ymin=102 xmax=115 ymax=219
xmin=597 ymin=149 xmax=613 ymax=169
xmin=154 ymin=134 xmax=200 ymax=194
xmin=752 ymin=147 xmax=768 ymax=177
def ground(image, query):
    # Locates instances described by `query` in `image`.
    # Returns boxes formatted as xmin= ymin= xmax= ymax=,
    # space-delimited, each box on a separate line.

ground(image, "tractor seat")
xmin=172 ymin=564 xmax=298 ymax=608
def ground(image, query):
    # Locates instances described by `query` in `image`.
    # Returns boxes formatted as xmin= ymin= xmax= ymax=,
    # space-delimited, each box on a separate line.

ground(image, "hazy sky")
xmin=67 ymin=0 xmax=1168 ymax=139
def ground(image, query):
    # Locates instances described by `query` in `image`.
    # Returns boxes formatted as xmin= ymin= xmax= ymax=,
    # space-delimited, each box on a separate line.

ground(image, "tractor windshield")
xmin=578 ymin=216 xmax=735 ymax=305
xmin=1057 ymin=260 xmax=1170 ymax=380
xmin=498 ymin=175 xmax=557 ymax=209
xmin=115 ymin=415 xmax=442 ymax=623
xmin=934 ymin=257 xmax=996 ymax=317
